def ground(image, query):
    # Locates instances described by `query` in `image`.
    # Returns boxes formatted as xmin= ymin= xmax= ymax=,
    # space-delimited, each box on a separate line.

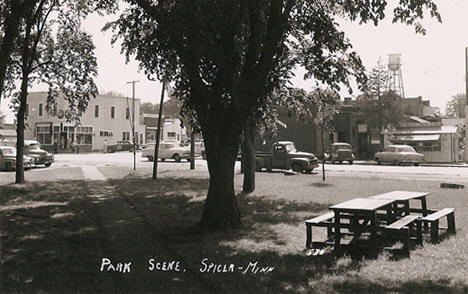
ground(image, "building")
xmin=24 ymin=92 xmax=146 ymax=152
xmin=385 ymin=118 xmax=459 ymax=163
xmin=142 ymin=114 xmax=187 ymax=143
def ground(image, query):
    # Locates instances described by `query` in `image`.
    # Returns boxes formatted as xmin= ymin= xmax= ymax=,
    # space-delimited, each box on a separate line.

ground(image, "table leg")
xmin=370 ymin=212 xmax=378 ymax=258
xmin=403 ymin=200 xmax=410 ymax=216
xmin=333 ymin=211 xmax=341 ymax=254
xmin=421 ymin=198 xmax=428 ymax=232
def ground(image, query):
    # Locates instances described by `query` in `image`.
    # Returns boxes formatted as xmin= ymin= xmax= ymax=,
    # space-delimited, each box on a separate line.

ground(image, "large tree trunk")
xmin=15 ymin=79 xmax=29 ymax=184
xmin=321 ymin=123 xmax=325 ymax=181
xmin=0 ymin=0 xmax=35 ymax=101
xmin=199 ymin=126 xmax=242 ymax=230
xmin=242 ymin=118 xmax=256 ymax=193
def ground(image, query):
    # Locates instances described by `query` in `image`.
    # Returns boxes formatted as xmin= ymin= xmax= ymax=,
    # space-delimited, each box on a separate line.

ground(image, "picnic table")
xmin=370 ymin=190 xmax=431 ymax=218
xmin=329 ymin=197 xmax=395 ymax=256
xmin=305 ymin=190 xmax=456 ymax=257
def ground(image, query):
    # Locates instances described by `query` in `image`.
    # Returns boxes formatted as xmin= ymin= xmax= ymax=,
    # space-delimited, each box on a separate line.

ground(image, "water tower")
xmin=385 ymin=53 xmax=405 ymax=98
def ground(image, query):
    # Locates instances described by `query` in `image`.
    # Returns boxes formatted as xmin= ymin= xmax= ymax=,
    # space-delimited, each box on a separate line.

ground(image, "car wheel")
xmin=414 ymin=162 xmax=420 ymax=166
xmin=339 ymin=161 xmax=343 ymax=164
xmin=349 ymin=160 xmax=353 ymax=165
xmin=376 ymin=159 xmax=382 ymax=165
xmin=393 ymin=160 xmax=400 ymax=166
xmin=147 ymin=156 xmax=153 ymax=162
xmin=291 ymin=163 xmax=302 ymax=173
xmin=5 ymin=162 xmax=12 ymax=171
xmin=173 ymin=154 xmax=181 ymax=162
xmin=45 ymin=163 xmax=52 ymax=167
xmin=255 ymin=161 xmax=262 ymax=172
xmin=160 ymin=158 xmax=165 ymax=162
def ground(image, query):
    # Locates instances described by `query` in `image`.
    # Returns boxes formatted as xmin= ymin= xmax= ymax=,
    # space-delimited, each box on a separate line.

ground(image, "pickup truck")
xmin=255 ymin=141 xmax=319 ymax=173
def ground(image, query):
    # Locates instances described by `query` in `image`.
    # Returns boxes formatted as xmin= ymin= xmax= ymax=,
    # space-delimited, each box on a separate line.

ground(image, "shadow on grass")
xmin=1 ymin=177 xmax=467 ymax=293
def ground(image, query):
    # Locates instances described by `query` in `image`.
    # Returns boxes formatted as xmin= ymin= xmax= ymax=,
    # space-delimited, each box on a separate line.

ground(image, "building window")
xmin=36 ymin=126 xmax=52 ymax=145
xmin=111 ymin=106 xmax=115 ymax=119
xmin=100 ymin=130 xmax=113 ymax=137
xmin=25 ymin=104 xmax=29 ymax=116
xmin=126 ymin=108 xmax=130 ymax=120
xmin=122 ymin=131 xmax=130 ymax=141
xmin=76 ymin=126 xmax=93 ymax=145
xmin=95 ymin=105 xmax=99 ymax=118
xmin=78 ymin=108 xmax=82 ymax=117
xmin=39 ymin=103 xmax=43 ymax=116
xmin=167 ymin=132 xmax=176 ymax=138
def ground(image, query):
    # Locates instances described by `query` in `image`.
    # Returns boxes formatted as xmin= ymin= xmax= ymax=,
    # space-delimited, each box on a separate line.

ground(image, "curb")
xmin=351 ymin=161 xmax=468 ymax=168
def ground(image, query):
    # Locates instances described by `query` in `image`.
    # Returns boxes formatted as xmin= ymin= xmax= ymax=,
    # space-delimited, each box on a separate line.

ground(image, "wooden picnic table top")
xmin=370 ymin=190 xmax=431 ymax=201
xmin=329 ymin=197 xmax=395 ymax=212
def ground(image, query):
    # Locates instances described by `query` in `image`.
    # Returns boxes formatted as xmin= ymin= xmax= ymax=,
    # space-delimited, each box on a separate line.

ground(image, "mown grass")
xmin=1 ymin=166 xmax=467 ymax=293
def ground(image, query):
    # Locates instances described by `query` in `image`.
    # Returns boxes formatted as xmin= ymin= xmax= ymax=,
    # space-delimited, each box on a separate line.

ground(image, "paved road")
xmin=49 ymin=152 xmax=468 ymax=182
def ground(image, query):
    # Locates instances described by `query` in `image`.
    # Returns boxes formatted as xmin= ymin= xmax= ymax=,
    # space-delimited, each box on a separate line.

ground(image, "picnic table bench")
xmin=422 ymin=208 xmax=456 ymax=243
xmin=384 ymin=215 xmax=422 ymax=255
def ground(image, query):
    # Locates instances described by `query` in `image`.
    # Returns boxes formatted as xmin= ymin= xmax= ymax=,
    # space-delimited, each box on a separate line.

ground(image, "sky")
xmin=1 ymin=0 xmax=468 ymax=123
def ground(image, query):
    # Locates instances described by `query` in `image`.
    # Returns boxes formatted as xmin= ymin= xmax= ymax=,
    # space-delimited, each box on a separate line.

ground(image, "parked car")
xmin=327 ymin=142 xmax=354 ymax=164
xmin=24 ymin=140 xmax=54 ymax=167
xmin=255 ymin=141 xmax=319 ymax=173
xmin=106 ymin=140 xmax=136 ymax=153
xmin=374 ymin=144 xmax=424 ymax=166
xmin=142 ymin=141 xmax=192 ymax=162
xmin=0 ymin=146 xmax=34 ymax=171
xmin=194 ymin=141 xmax=206 ymax=159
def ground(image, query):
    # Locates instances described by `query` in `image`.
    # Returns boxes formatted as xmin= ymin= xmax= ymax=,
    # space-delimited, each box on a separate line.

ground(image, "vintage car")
xmin=374 ymin=144 xmax=424 ymax=166
xmin=255 ymin=141 xmax=319 ymax=173
xmin=24 ymin=140 xmax=54 ymax=167
xmin=106 ymin=140 xmax=136 ymax=153
xmin=194 ymin=141 xmax=206 ymax=159
xmin=328 ymin=142 xmax=354 ymax=164
xmin=142 ymin=141 xmax=192 ymax=162
xmin=0 ymin=146 xmax=34 ymax=171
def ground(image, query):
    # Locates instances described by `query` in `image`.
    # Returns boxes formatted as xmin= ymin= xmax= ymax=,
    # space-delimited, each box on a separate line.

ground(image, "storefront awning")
xmin=392 ymin=134 xmax=440 ymax=142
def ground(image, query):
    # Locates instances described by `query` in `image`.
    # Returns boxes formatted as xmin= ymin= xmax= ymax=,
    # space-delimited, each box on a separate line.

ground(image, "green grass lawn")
xmin=1 ymin=166 xmax=467 ymax=293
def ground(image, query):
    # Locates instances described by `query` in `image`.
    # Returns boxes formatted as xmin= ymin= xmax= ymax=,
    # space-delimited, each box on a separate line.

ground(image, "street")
xmin=45 ymin=152 xmax=468 ymax=182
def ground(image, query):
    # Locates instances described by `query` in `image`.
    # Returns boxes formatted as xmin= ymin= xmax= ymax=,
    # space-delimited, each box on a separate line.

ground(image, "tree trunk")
xmin=321 ymin=123 xmax=325 ymax=181
xmin=15 ymin=78 xmax=29 ymax=184
xmin=199 ymin=127 xmax=242 ymax=230
xmin=242 ymin=118 xmax=255 ymax=193
xmin=0 ymin=0 xmax=35 ymax=101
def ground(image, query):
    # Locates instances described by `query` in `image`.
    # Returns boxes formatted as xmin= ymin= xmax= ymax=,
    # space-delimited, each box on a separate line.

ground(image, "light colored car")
xmin=374 ymin=144 xmax=424 ymax=166
xmin=142 ymin=141 xmax=191 ymax=162
xmin=0 ymin=146 xmax=34 ymax=171
xmin=24 ymin=140 xmax=54 ymax=167
xmin=194 ymin=141 xmax=206 ymax=159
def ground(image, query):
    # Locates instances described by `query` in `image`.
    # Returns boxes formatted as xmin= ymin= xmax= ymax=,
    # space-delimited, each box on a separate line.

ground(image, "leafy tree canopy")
xmin=106 ymin=0 xmax=441 ymax=230
xmin=445 ymin=93 xmax=466 ymax=118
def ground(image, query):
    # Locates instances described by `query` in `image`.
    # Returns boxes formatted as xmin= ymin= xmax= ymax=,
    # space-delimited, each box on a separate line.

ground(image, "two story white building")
xmin=24 ymin=92 xmax=146 ymax=152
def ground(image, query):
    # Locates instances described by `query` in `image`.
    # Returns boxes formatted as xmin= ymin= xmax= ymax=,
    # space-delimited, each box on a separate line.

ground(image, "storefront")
xmin=387 ymin=126 xmax=458 ymax=163
xmin=35 ymin=122 xmax=94 ymax=153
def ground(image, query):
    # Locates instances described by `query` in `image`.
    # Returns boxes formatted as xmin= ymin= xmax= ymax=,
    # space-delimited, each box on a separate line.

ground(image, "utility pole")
xmin=153 ymin=81 xmax=166 ymax=180
xmin=127 ymin=80 xmax=139 ymax=170
xmin=190 ymin=130 xmax=195 ymax=170
xmin=377 ymin=71 xmax=384 ymax=150
xmin=464 ymin=47 xmax=468 ymax=162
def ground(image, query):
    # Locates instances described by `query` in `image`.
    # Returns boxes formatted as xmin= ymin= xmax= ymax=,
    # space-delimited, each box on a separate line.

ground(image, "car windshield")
xmin=1 ymin=148 xmax=16 ymax=156
xmin=285 ymin=144 xmax=296 ymax=153
xmin=398 ymin=146 xmax=416 ymax=152
xmin=28 ymin=143 xmax=41 ymax=150
xmin=333 ymin=144 xmax=351 ymax=150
